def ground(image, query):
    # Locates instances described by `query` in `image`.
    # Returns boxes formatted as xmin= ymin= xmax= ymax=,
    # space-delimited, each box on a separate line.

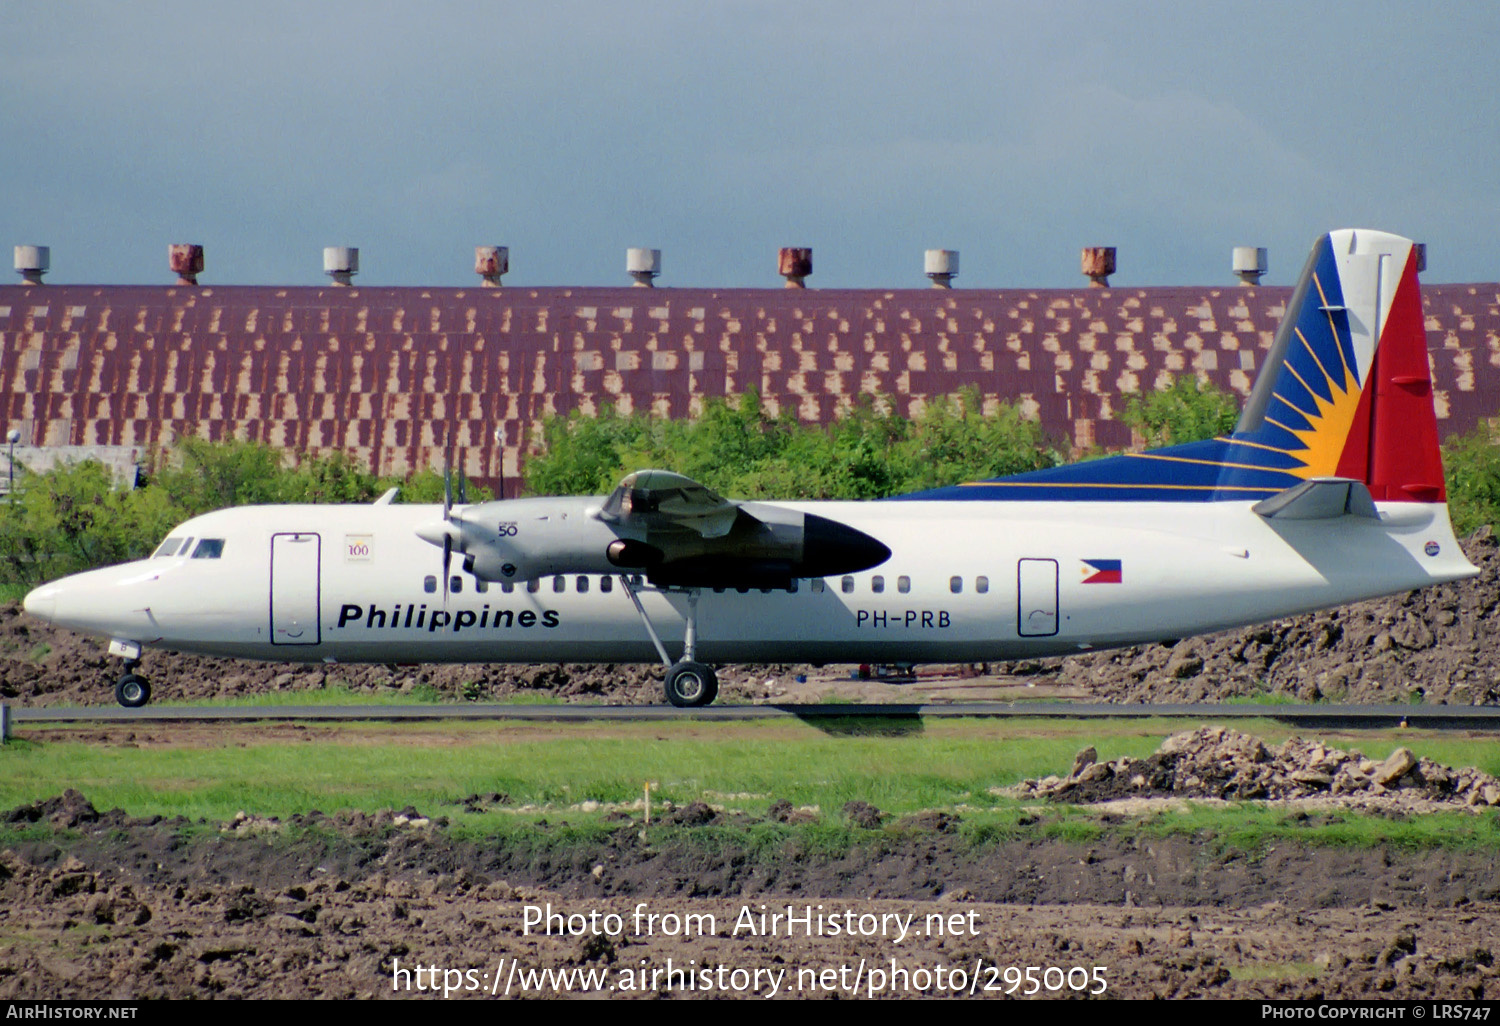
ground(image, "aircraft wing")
xmin=597 ymin=469 xmax=740 ymax=538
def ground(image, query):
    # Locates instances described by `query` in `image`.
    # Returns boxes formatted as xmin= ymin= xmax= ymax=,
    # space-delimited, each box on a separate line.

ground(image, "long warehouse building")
xmin=2 ymin=278 xmax=1497 ymax=494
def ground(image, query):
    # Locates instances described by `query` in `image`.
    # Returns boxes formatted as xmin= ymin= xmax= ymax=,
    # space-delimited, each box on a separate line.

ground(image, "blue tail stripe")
xmin=1266 ymin=396 xmax=1316 ymax=433
xmin=894 ymin=439 xmax=1304 ymax=502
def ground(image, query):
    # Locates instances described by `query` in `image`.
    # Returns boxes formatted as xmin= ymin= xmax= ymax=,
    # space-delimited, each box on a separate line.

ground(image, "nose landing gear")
xmin=114 ymin=665 xmax=152 ymax=708
xmin=107 ymin=640 xmax=153 ymax=708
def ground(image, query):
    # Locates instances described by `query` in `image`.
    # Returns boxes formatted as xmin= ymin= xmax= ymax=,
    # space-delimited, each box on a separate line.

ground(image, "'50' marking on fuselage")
xmin=497 ymin=523 xmax=518 ymax=537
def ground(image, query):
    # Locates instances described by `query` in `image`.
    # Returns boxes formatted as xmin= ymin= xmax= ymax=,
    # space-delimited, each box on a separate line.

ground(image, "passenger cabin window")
xmin=811 ymin=579 xmax=825 ymax=593
xmin=577 ymin=576 xmax=589 ymax=593
xmin=599 ymin=576 xmax=613 ymax=593
xmin=871 ymin=575 xmax=885 ymax=594
xmin=897 ymin=575 xmax=910 ymax=594
xmin=553 ymin=575 xmax=565 ymax=593
xmin=501 ymin=582 xmax=515 ymax=593
xmin=475 ymin=579 xmax=488 ymax=594
xmin=786 ymin=580 xmax=798 ymax=593
xmin=450 ymin=576 xmax=463 ymax=594
xmin=976 ymin=576 xmax=989 ymax=594
xmin=527 ymin=579 xmax=541 ymax=593
xmin=950 ymin=576 xmax=963 ymax=594
xmin=841 ymin=576 xmax=854 ymax=594
xmin=153 ymin=538 xmax=183 ymax=558
xmin=423 ymin=575 xmax=437 ymax=593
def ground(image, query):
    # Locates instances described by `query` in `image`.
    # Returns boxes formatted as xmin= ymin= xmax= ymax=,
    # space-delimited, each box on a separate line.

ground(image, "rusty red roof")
xmin=2 ymin=282 xmax=1497 ymax=495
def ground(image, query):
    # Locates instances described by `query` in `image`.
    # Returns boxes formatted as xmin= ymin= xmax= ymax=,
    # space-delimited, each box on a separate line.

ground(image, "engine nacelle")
xmin=440 ymin=496 xmax=890 ymax=588
xmin=639 ymin=504 xmax=890 ymax=587
xmin=460 ymin=497 xmax=620 ymax=583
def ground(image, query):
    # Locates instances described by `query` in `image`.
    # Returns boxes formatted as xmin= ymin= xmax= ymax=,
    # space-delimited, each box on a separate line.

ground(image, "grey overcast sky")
xmin=2 ymin=1 xmax=1497 ymax=289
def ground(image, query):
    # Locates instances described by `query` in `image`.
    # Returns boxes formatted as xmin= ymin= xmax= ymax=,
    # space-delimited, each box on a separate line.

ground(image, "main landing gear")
xmin=115 ymin=661 xmax=152 ymax=708
xmin=619 ymin=576 xmax=719 ymax=708
xmin=664 ymin=661 xmax=716 ymax=707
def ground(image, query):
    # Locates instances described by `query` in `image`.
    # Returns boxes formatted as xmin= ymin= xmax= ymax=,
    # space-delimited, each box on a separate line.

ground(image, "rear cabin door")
xmin=270 ymin=532 xmax=321 ymax=645
xmin=1017 ymin=557 xmax=1059 ymax=637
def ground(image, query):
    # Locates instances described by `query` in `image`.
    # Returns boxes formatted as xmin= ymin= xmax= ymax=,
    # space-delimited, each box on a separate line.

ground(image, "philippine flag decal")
xmin=1081 ymin=559 xmax=1122 ymax=584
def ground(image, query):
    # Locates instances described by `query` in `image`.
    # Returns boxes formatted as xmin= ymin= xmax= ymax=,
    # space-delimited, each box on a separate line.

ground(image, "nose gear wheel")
xmin=115 ymin=672 xmax=151 ymax=708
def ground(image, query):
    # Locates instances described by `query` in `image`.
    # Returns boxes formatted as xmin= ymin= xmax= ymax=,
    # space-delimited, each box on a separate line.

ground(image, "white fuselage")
xmin=23 ymin=498 xmax=1477 ymax=666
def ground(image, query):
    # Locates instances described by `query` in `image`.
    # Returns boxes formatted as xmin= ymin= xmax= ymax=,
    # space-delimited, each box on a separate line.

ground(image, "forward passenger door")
xmin=270 ymin=532 xmax=321 ymax=645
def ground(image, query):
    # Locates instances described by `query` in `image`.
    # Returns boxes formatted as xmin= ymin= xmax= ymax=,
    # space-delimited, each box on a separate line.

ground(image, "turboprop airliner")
xmin=22 ymin=229 xmax=1478 ymax=707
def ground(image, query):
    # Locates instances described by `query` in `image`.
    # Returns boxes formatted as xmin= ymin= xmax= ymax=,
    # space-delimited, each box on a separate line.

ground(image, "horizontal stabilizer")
xmin=1252 ymin=478 xmax=1379 ymax=521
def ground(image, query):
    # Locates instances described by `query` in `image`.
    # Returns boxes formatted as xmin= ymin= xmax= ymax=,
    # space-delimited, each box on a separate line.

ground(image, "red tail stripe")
xmin=1366 ymin=251 xmax=1445 ymax=503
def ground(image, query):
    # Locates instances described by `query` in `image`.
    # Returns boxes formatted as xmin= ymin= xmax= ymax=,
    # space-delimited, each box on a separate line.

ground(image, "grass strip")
xmin=3 ymin=717 xmax=1497 ymax=852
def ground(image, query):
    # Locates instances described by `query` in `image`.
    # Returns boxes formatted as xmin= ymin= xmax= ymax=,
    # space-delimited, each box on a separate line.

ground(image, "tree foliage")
xmin=1122 ymin=374 xmax=1240 ymax=448
xmin=523 ymin=388 xmax=1063 ymax=500
xmin=1443 ymin=423 xmax=1500 ymax=535
xmin=0 ymin=461 xmax=181 ymax=586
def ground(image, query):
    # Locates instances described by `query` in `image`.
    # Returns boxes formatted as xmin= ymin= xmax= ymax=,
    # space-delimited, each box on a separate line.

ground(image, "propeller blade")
xmin=443 ymin=457 xmax=453 ymax=520
xmin=442 ymin=533 xmax=453 ymax=609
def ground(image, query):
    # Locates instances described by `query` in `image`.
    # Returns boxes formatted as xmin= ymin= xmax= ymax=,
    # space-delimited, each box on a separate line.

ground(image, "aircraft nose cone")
xmin=23 ymin=584 xmax=56 ymax=623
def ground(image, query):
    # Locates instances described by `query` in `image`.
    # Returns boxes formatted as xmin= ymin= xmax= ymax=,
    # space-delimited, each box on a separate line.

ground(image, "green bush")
xmin=522 ymin=388 xmax=1062 ymax=500
xmin=0 ymin=461 xmax=181 ymax=585
xmin=1122 ymin=374 xmax=1240 ymax=448
xmin=148 ymin=437 xmax=287 ymax=511
xmin=1443 ymin=423 xmax=1500 ymax=535
xmin=15 ymin=382 xmax=1487 ymax=589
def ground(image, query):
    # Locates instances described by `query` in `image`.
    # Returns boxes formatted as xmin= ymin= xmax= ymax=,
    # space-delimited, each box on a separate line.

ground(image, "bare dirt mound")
xmin=5 ymin=791 xmax=1500 ymax=999
xmin=1015 ymin=726 xmax=1500 ymax=811
xmin=5 ymin=788 xmax=1499 ymax=913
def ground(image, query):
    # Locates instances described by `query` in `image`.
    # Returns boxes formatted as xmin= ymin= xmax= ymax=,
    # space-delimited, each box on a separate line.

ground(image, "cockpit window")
xmin=191 ymin=538 xmax=225 ymax=559
xmin=153 ymin=538 xmax=183 ymax=558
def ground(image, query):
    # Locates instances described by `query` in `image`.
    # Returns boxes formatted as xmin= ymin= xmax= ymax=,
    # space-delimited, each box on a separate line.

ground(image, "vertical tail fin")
xmin=894 ymin=228 xmax=1448 ymax=505
xmin=1231 ymin=229 xmax=1444 ymax=501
